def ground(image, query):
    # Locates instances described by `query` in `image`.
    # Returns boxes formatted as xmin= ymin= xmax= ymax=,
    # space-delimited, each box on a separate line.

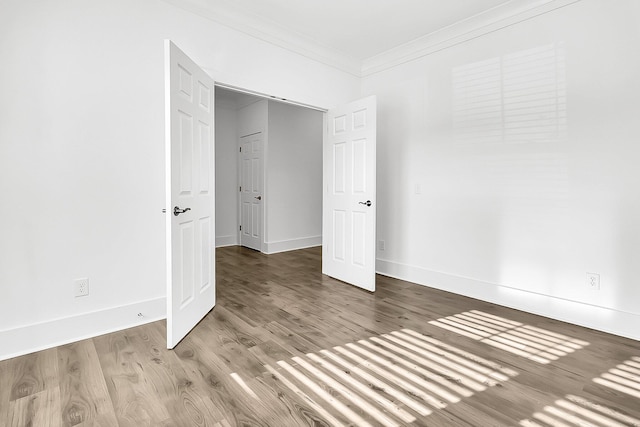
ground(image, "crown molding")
xmin=361 ymin=0 xmax=582 ymax=77
xmin=162 ymin=0 xmax=581 ymax=80
xmin=160 ymin=0 xmax=362 ymax=77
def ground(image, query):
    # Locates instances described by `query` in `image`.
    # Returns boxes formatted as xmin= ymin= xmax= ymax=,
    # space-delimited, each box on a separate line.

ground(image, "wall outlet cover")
xmin=75 ymin=278 xmax=89 ymax=297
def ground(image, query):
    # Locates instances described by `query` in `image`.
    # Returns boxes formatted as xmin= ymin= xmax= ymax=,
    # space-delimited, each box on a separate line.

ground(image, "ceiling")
xmin=210 ymin=0 xmax=513 ymax=60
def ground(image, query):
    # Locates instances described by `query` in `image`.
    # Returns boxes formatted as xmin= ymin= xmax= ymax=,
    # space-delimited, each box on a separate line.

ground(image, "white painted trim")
xmin=264 ymin=236 xmax=322 ymax=254
xmin=216 ymin=235 xmax=238 ymax=247
xmin=376 ymin=258 xmax=640 ymax=342
xmin=215 ymin=82 xmax=327 ymax=112
xmin=0 ymin=297 xmax=166 ymax=361
xmin=362 ymin=0 xmax=582 ymax=76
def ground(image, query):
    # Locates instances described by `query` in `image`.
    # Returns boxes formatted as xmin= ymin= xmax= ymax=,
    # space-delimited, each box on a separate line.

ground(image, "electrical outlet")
xmin=75 ymin=278 xmax=89 ymax=297
xmin=586 ymin=273 xmax=600 ymax=290
xmin=378 ymin=240 xmax=385 ymax=251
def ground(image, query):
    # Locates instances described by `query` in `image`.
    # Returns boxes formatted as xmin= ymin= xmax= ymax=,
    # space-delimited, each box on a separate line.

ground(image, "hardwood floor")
xmin=2 ymin=246 xmax=639 ymax=426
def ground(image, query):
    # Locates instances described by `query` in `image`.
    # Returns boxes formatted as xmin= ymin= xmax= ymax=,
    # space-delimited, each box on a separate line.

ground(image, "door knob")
xmin=359 ymin=200 xmax=372 ymax=207
xmin=255 ymin=196 xmax=262 ymax=200
xmin=173 ymin=206 xmax=191 ymax=216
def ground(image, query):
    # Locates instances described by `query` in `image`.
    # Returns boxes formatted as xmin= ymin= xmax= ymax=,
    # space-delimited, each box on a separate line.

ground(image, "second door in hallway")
xmin=240 ymin=132 xmax=263 ymax=251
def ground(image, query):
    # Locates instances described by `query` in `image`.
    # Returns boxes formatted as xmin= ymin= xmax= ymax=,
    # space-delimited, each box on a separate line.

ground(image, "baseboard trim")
xmin=0 ymin=297 xmax=166 ymax=361
xmin=264 ymin=235 xmax=322 ymax=254
xmin=376 ymin=258 xmax=640 ymax=342
xmin=216 ymin=235 xmax=239 ymax=247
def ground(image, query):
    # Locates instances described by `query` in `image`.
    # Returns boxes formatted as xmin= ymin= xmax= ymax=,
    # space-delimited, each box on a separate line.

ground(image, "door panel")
xmin=323 ymin=96 xmax=377 ymax=291
xmin=166 ymin=40 xmax=215 ymax=349
xmin=333 ymin=143 xmax=346 ymax=193
xmin=178 ymin=222 xmax=194 ymax=306
xmin=240 ymin=133 xmax=263 ymax=251
xmin=353 ymin=139 xmax=367 ymax=192
xmin=352 ymin=211 xmax=366 ymax=266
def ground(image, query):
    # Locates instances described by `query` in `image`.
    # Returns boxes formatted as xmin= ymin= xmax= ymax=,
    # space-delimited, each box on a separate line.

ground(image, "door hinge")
xmin=239 ymin=186 xmax=242 ymax=192
xmin=239 ymin=225 xmax=242 ymax=231
xmin=239 ymin=147 xmax=242 ymax=152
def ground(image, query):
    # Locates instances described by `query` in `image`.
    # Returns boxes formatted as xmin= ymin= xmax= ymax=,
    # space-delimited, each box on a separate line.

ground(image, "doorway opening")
xmin=213 ymin=84 xmax=378 ymax=292
xmin=214 ymin=86 xmax=325 ymax=255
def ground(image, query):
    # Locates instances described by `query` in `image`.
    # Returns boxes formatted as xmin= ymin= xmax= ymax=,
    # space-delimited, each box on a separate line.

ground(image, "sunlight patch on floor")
xmin=429 ymin=310 xmax=589 ymax=364
xmin=230 ymin=372 xmax=259 ymax=400
xmin=263 ymin=364 xmax=345 ymax=427
xmin=263 ymin=328 xmax=517 ymax=426
xmin=593 ymin=356 xmax=640 ymax=400
xmin=519 ymin=394 xmax=640 ymax=427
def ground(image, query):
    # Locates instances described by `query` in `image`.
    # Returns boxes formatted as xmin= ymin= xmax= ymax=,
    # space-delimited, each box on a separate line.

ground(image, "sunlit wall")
xmin=365 ymin=0 xmax=640 ymax=338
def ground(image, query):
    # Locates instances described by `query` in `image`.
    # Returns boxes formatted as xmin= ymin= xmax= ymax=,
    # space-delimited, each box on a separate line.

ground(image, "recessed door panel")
xmin=353 ymin=109 xmax=367 ymax=130
xmin=333 ymin=142 xmax=346 ymax=194
xmin=352 ymin=139 xmax=366 ymax=194
xmin=199 ymin=121 xmax=210 ymax=194
xmin=242 ymin=202 xmax=250 ymax=237
xmin=179 ymin=221 xmax=194 ymax=308
xmin=178 ymin=65 xmax=192 ymax=100
xmin=179 ymin=111 xmax=193 ymax=195
xmin=252 ymin=158 xmax=260 ymax=193
xmin=199 ymin=216 xmax=211 ymax=292
xmin=243 ymin=158 xmax=250 ymax=192
xmin=252 ymin=203 xmax=260 ymax=238
xmin=352 ymin=211 xmax=366 ymax=267
xmin=333 ymin=210 xmax=346 ymax=262
xmin=334 ymin=115 xmax=347 ymax=134
xmin=198 ymin=81 xmax=210 ymax=112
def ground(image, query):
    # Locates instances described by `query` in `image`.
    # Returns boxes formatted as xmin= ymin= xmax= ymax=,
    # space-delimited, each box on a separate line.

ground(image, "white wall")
xmin=266 ymin=101 xmax=323 ymax=253
xmin=364 ymin=0 xmax=640 ymax=340
xmin=0 ymin=0 xmax=359 ymax=360
xmin=214 ymin=102 xmax=239 ymax=247
xmin=238 ymin=99 xmax=269 ymax=138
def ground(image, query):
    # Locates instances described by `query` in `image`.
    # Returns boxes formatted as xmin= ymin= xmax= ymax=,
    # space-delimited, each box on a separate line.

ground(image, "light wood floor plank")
xmin=8 ymin=347 xmax=58 ymax=401
xmin=93 ymin=329 xmax=170 ymax=426
xmin=57 ymin=340 xmax=116 ymax=426
xmin=7 ymin=387 xmax=61 ymax=427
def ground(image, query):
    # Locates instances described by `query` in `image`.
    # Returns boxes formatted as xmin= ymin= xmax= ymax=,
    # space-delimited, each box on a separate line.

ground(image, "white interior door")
xmin=322 ymin=96 xmax=377 ymax=291
xmin=239 ymin=132 xmax=263 ymax=251
xmin=165 ymin=40 xmax=215 ymax=348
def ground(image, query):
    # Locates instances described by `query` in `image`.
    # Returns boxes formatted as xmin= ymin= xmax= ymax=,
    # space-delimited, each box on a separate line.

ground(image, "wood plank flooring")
xmin=1 ymin=245 xmax=639 ymax=426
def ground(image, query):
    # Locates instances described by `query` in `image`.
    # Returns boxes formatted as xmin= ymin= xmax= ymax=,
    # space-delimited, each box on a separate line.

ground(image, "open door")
xmin=322 ymin=96 xmax=377 ymax=291
xmin=165 ymin=40 xmax=215 ymax=348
